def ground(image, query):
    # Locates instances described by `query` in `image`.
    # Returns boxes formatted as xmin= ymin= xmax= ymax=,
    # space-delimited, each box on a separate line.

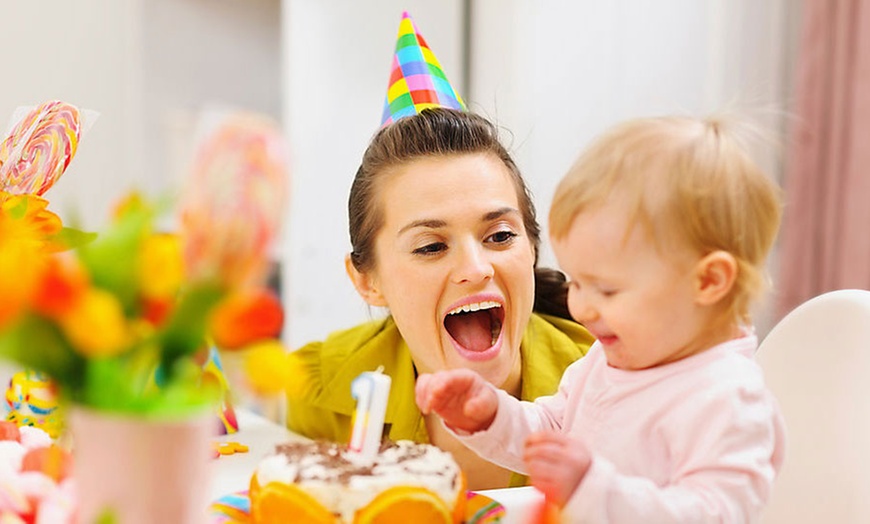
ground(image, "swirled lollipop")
xmin=180 ymin=112 xmax=289 ymax=288
xmin=0 ymin=100 xmax=82 ymax=196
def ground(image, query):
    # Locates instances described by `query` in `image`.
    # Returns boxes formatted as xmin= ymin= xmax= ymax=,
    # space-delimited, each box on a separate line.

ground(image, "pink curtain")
xmin=777 ymin=0 xmax=870 ymax=318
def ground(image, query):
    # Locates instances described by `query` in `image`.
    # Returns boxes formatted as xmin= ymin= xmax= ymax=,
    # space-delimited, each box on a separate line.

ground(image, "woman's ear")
xmin=345 ymin=254 xmax=388 ymax=307
xmin=693 ymin=250 xmax=738 ymax=306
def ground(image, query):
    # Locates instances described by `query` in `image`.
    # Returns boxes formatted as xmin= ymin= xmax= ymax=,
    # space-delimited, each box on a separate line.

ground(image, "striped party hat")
xmin=380 ymin=11 xmax=466 ymax=126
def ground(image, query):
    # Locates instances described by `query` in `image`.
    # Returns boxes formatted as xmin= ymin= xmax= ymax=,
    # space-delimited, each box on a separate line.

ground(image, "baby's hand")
xmin=524 ymin=431 xmax=592 ymax=508
xmin=415 ymin=369 xmax=498 ymax=433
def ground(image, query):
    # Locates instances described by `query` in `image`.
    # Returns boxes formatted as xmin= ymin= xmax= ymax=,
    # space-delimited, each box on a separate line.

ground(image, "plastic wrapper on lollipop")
xmin=0 ymin=100 xmax=98 ymax=196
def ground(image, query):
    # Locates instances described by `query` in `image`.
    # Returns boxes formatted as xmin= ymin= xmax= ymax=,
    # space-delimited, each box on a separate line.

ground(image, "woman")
xmin=286 ymin=108 xmax=594 ymax=489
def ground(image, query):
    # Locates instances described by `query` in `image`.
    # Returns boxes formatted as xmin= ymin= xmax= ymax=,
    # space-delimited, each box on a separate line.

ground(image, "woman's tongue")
xmin=445 ymin=311 xmax=493 ymax=352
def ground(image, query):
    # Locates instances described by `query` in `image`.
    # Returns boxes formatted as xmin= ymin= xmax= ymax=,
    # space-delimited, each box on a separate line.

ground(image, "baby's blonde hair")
xmin=550 ymin=115 xmax=783 ymax=323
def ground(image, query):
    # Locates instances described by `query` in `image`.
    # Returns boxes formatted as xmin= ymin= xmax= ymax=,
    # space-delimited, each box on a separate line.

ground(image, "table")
xmin=210 ymin=408 xmax=303 ymax=498
xmin=211 ymin=409 xmax=545 ymax=523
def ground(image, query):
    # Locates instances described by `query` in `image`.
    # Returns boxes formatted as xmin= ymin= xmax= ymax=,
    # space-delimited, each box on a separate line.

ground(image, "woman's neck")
xmin=500 ymin=349 xmax=523 ymax=398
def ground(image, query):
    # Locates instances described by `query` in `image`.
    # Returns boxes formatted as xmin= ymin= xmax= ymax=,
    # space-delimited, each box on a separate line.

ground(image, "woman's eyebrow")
xmin=398 ymin=207 xmax=519 ymax=235
xmin=398 ymin=219 xmax=446 ymax=235
xmin=483 ymin=207 xmax=520 ymax=221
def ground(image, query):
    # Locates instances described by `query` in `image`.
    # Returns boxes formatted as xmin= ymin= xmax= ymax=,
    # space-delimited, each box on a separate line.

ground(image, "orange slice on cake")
xmin=354 ymin=486 xmax=453 ymax=524
xmin=249 ymin=476 xmax=337 ymax=524
xmin=452 ymin=472 xmax=468 ymax=524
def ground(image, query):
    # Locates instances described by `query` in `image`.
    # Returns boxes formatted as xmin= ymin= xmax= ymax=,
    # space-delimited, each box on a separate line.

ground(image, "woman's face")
xmin=360 ymin=153 xmax=536 ymax=388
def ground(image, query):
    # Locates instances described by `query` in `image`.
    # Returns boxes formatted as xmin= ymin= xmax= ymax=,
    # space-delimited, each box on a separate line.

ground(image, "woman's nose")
xmin=451 ymin=242 xmax=494 ymax=284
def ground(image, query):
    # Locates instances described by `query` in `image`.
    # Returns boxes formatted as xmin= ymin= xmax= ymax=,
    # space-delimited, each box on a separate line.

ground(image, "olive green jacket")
xmin=286 ymin=313 xmax=594 ymax=487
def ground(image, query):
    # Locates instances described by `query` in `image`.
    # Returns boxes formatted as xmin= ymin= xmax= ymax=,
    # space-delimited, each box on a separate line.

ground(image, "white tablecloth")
xmin=211 ymin=409 xmax=545 ymax=523
xmin=210 ymin=409 xmax=303 ymax=499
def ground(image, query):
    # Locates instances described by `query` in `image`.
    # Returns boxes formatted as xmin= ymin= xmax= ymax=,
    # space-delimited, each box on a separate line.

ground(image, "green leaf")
xmin=158 ymin=283 xmax=226 ymax=374
xmin=78 ymin=205 xmax=152 ymax=310
xmin=51 ymin=227 xmax=98 ymax=250
xmin=0 ymin=315 xmax=84 ymax=389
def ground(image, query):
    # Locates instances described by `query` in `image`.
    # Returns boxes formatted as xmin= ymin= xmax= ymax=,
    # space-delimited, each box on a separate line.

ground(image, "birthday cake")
xmin=249 ymin=440 xmax=466 ymax=523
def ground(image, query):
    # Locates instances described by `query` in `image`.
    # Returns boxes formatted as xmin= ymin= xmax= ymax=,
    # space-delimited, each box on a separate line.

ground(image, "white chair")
xmin=756 ymin=289 xmax=870 ymax=523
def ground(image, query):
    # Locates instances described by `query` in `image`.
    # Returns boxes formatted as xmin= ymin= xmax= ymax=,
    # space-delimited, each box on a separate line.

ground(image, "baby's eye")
xmin=487 ymin=230 xmax=517 ymax=245
xmin=599 ymin=288 xmax=618 ymax=298
xmin=412 ymin=242 xmax=447 ymax=256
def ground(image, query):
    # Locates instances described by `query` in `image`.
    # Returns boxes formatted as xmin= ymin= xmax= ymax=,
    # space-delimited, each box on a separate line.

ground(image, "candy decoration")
xmin=0 ymin=100 xmax=81 ymax=195
xmin=381 ymin=11 xmax=466 ymax=126
xmin=200 ymin=347 xmax=239 ymax=435
xmin=5 ymin=370 xmax=61 ymax=438
xmin=211 ymin=440 xmax=249 ymax=458
xmin=348 ymin=367 xmax=391 ymax=464
xmin=210 ymin=490 xmax=251 ymax=523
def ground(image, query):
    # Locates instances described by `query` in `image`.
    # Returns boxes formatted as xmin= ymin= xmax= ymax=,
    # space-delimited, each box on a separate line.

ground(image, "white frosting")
xmin=255 ymin=440 xmax=462 ymax=522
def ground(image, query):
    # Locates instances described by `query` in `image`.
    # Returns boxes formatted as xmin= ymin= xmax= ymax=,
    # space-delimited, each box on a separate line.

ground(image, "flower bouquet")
xmin=0 ymin=193 xmax=285 ymax=415
xmin=0 ymin=110 xmax=288 ymax=417
xmin=0 ymin=104 xmax=290 ymax=523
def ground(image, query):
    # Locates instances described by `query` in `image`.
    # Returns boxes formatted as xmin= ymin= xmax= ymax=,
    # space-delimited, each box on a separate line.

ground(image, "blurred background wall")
xmin=0 ymin=0 xmax=801 ymax=350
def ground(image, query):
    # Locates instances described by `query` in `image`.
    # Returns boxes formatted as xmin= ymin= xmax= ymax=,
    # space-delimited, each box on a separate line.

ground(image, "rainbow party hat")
xmin=381 ymin=11 xmax=467 ymax=126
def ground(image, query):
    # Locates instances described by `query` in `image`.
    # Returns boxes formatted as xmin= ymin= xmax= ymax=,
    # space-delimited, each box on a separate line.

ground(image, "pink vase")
xmin=69 ymin=407 xmax=216 ymax=524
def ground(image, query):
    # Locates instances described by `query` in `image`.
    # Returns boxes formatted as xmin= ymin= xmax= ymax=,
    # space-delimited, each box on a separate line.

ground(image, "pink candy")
xmin=0 ymin=426 xmax=75 ymax=523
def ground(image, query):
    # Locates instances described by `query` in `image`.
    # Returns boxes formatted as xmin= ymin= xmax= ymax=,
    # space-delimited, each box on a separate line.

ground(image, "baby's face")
xmin=552 ymin=199 xmax=715 ymax=370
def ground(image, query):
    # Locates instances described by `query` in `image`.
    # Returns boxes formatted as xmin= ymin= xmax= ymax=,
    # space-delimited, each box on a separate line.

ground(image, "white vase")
xmin=69 ymin=407 xmax=216 ymax=524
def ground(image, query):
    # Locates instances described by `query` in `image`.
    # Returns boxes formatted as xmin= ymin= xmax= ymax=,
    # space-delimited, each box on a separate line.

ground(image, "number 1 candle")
xmin=348 ymin=366 xmax=391 ymax=463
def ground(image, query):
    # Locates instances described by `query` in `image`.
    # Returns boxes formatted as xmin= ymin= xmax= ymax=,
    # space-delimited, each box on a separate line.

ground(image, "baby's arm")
xmin=417 ymin=364 xmax=577 ymax=474
xmin=415 ymin=369 xmax=498 ymax=433
xmin=561 ymin=383 xmax=785 ymax=523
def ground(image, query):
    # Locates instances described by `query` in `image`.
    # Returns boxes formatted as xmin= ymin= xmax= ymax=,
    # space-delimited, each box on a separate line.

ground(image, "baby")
xmin=416 ymin=115 xmax=786 ymax=522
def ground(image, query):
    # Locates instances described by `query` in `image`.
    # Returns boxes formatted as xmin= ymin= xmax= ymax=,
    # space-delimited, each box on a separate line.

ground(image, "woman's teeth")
xmin=447 ymin=300 xmax=500 ymax=316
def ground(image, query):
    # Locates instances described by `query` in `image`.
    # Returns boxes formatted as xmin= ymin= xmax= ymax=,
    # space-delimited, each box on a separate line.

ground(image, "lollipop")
xmin=0 ymin=100 xmax=82 ymax=196
xmin=180 ymin=112 xmax=289 ymax=288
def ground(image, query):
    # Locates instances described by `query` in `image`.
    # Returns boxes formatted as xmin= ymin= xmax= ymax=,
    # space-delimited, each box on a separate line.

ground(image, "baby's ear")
xmin=345 ymin=254 xmax=388 ymax=307
xmin=693 ymin=250 xmax=737 ymax=306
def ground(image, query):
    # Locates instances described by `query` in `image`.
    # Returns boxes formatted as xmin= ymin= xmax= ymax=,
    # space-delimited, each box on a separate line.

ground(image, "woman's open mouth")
xmin=443 ymin=300 xmax=505 ymax=361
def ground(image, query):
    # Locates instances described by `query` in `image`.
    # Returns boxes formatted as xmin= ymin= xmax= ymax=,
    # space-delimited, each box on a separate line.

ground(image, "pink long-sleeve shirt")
xmin=457 ymin=333 xmax=786 ymax=523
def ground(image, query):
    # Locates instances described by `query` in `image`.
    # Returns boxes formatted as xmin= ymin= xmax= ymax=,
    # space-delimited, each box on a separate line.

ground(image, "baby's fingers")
xmin=415 ymin=373 xmax=434 ymax=413
xmin=524 ymin=433 xmax=567 ymax=461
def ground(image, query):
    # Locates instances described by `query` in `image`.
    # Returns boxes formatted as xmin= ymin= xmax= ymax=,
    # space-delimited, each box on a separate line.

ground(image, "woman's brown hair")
xmin=348 ymin=108 xmax=572 ymax=319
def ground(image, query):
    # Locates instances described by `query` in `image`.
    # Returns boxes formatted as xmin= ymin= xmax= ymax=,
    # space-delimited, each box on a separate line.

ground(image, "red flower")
xmin=210 ymin=288 xmax=283 ymax=350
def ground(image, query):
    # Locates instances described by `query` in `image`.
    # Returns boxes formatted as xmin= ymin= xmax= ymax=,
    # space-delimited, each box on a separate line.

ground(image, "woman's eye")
xmin=487 ymin=230 xmax=517 ymax=245
xmin=413 ymin=242 xmax=447 ymax=256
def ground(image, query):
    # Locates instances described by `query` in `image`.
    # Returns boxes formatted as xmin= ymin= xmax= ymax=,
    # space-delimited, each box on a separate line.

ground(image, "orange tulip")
xmin=0 ymin=237 xmax=42 ymax=329
xmin=209 ymin=288 xmax=283 ymax=350
xmin=0 ymin=198 xmax=51 ymax=328
xmin=141 ymin=296 xmax=174 ymax=326
xmin=33 ymin=254 xmax=89 ymax=319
